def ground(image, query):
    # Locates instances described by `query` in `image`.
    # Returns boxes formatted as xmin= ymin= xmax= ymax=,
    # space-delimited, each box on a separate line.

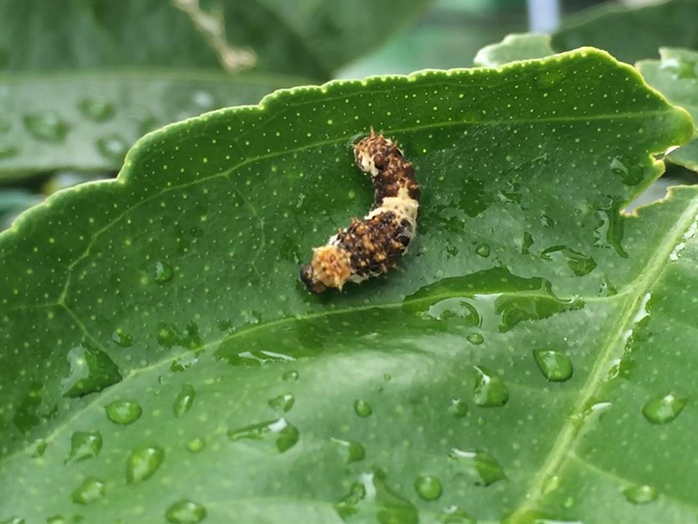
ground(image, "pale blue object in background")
xmin=527 ymin=0 xmax=561 ymax=31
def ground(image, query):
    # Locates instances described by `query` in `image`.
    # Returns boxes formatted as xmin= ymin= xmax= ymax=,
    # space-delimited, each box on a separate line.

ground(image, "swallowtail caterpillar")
xmin=300 ymin=131 xmax=420 ymax=294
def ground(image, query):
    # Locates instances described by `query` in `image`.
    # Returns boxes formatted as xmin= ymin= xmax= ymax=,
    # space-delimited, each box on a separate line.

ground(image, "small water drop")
xmin=62 ymin=344 xmax=122 ymax=398
xmin=79 ymin=98 xmax=115 ymax=122
xmin=32 ymin=439 xmax=47 ymax=458
xmin=173 ymin=384 xmax=196 ymax=417
xmin=475 ymin=244 xmax=490 ymax=258
xmin=46 ymin=517 xmax=66 ymax=524
xmin=354 ymin=399 xmax=373 ymax=417
xmin=642 ymin=394 xmax=686 ymax=424
xmin=282 ymin=370 xmax=299 ymax=381
xmin=335 ymin=471 xmax=418 ymax=523
xmin=153 ymin=261 xmax=174 ymax=284
xmin=268 ymin=392 xmax=295 ymax=413
xmin=466 ymin=333 xmax=484 ymax=345
xmin=96 ymin=133 xmax=129 ymax=162
xmin=533 ymin=350 xmax=573 ymax=382
xmin=448 ymin=398 xmax=468 ymax=418
xmin=70 ymin=477 xmax=105 ymax=505
xmin=105 ymin=400 xmax=142 ymax=425
xmin=1 ymin=517 xmax=25 ymax=524
xmin=331 ymin=438 xmax=366 ymax=463
xmin=187 ymin=437 xmax=206 ymax=453
xmin=112 ymin=328 xmax=133 ymax=348
xmin=127 ymin=445 xmax=165 ymax=483
xmin=541 ymin=246 xmax=597 ymax=277
xmin=439 ymin=505 xmax=476 ymax=523
xmin=448 ymin=448 xmax=506 ymax=486
xmin=23 ymin=111 xmax=69 ymax=142
xmin=623 ymin=484 xmax=658 ymax=505
xmin=166 ymin=500 xmax=207 ymax=523
xmin=414 ymin=475 xmax=442 ymax=500
xmin=610 ymin=157 xmax=643 ymax=186
xmin=66 ymin=431 xmax=102 ymax=463
xmin=473 ymin=366 xmax=509 ymax=407
xmin=227 ymin=418 xmax=299 ymax=453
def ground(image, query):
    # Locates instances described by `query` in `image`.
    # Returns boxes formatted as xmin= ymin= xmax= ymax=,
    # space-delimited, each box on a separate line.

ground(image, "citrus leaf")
xmin=0 ymin=70 xmax=306 ymax=180
xmin=0 ymin=0 xmax=434 ymax=79
xmin=474 ymin=33 xmax=554 ymax=68
xmin=637 ymin=48 xmax=698 ymax=172
xmin=0 ymin=49 xmax=696 ymax=523
xmin=551 ymin=0 xmax=698 ymax=64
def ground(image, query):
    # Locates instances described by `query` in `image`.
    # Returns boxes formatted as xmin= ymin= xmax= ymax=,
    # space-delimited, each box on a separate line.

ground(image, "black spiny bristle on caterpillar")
xmin=300 ymin=131 xmax=420 ymax=294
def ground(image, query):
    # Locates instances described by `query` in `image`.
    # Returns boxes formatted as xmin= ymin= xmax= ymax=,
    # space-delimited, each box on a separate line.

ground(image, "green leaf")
xmin=1 ymin=50 xmax=696 ymax=522
xmin=474 ymin=33 xmax=554 ymax=68
xmin=552 ymin=0 xmax=698 ymax=64
xmin=0 ymin=70 xmax=304 ymax=180
xmin=0 ymin=0 xmax=433 ymax=79
xmin=638 ymin=48 xmax=698 ymax=172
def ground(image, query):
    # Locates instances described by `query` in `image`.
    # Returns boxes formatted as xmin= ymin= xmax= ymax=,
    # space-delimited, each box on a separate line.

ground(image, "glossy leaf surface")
xmin=0 ymin=50 xmax=697 ymax=523
xmin=0 ymin=70 xmax=304 ymax=180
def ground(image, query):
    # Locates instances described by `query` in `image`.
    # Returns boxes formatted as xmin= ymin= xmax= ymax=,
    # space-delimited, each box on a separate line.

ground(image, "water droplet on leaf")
xmin=331 ymin=438 xmax=366 ymax=463
xmin=473 ymin=366 xmax=509 ymax=407
xmin=23 ymin=111 xmax=69 ymax=142
xmin=227 ymin=418 xmax=299 ymax=453
xmin=166 ymin=500 xmax=207 ymax=523
xmin=623 ymin=484 xmax=658 ymax=505
xmin=127 ymin=445 xmax=164 ymax=483
xmin=282 ymin=370 xmax=299 ymax=381
xmin=66 ymin=431 xmax=102 ymax=463
xmin=475 ymin=244 xmax=490 ymax=258
xmin=62 ymin=344 xmax=122 ymax=398
xmin=112 ymin=328 xmax=133 ymax=348
xmin=70 ymin=477 xmax=105 ymax=505
xmin=187 ymin=437 xmax=206 ymax=453
xmin=79 ymin=98 xmax=115 ymax=122
xmin=533 ymin=350 xmax=573 ymax=382
xmin=173 ymin=384 xmax=196 ymax=417
xmin=105 ymin=400 xmax=142 ymax=425
xmin=448 ymin=448 xmax=506 ymax=486
xmin=268 ymin=393 xmax=295 ymax=413
xmin=466 ymin=333 xmax=484 ymax=345
xmin=152 ymin=261 xmax=174 ymax=284
xmin=96 ymin=134 xmax=128 ymax=162
xmin=415 ymin=475 xmax=442 ymax=500
xmin=354 ymin=399 xmax=373 ymax=417
xmin=642 ymin=394 xmax=686 ymax=424
xmin=448 ymin=398 xmax=468 ymax=418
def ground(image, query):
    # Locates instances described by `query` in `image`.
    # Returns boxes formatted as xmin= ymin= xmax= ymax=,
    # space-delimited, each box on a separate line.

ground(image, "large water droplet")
xmin=623 ymin=484 xmax=658 ymax=505
xmin=105 ymin=400 xmax=142 ymax=425
xmin=354 ymin=399 xmax=373 ymax=417
xmin=66 ymin=431 xmax=102 ymax=463
xmin=642 ymin=394 xmax=686 ymax=424
xmin=152 ymin=261 xmax=174 ymax=284
xmin=96 ymin=134 xmax=128 ymax=162
xmin=533 ymin=350 xmax=573 ymax=382
xmin=473 ymin=366 xmax=509 ymax=407
xmin=268 ymin=393 xmax=295 ymax=413
xmin=70 ymin=477 xmax=105 ymax=505
xmin=227 ymin=418 xmax=299 ymax=453
xmin=187 ymin=437 xmax=206 ymax=453
xmin=610 ymin=157 xmax=643 ymax=186
xmin=173 ymin=384 xmax=196 ymax=418
xmin=165 ymin=500 xmax=207 ymax=524
xmin=594 ymin=197 xmax=628 ymax=258
xmin=127 ymin=445 xmax=165 ymax=483
xmin=448 ymin=448 xmax=506 ymax=486
xmin=62 ymin=344 xmax=122 ymax=398
xmin=331 ymin=438 xmax=365 ymax=463
xmin=23 ymin=111 xmax=69 ymax=142
xmin=414 ymin=475 xmax=442 ymax=500
xmin=79 ymin=98 xmax=115 ymax=122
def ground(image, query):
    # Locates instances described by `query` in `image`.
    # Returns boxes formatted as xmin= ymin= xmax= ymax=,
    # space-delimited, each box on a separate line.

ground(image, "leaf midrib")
xmin=508 ymin=189 xmax=698 ymax=521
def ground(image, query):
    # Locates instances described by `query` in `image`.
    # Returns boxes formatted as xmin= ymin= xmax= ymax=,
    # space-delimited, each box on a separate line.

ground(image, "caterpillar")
xmin=300 ymin=131 xmax=420 ymax=294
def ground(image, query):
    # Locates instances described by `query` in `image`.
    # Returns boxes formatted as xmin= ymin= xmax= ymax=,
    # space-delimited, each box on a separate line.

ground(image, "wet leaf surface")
xmin=0 ymin=50 xmax=697 ymax=523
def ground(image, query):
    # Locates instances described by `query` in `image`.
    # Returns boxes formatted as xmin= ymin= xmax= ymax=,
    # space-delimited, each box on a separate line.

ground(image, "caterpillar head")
xmin=299 ymin=245 xmax=351 ymax=294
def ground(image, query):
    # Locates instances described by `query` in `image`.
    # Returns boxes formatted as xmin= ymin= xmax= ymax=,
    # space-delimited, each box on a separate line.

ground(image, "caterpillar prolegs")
xmin=300 ymin=131 xmax=420 ymax=294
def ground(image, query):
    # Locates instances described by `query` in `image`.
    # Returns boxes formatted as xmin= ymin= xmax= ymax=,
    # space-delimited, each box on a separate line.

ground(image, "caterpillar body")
xmin=300 ymin=131 xmax=420 ymax=294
